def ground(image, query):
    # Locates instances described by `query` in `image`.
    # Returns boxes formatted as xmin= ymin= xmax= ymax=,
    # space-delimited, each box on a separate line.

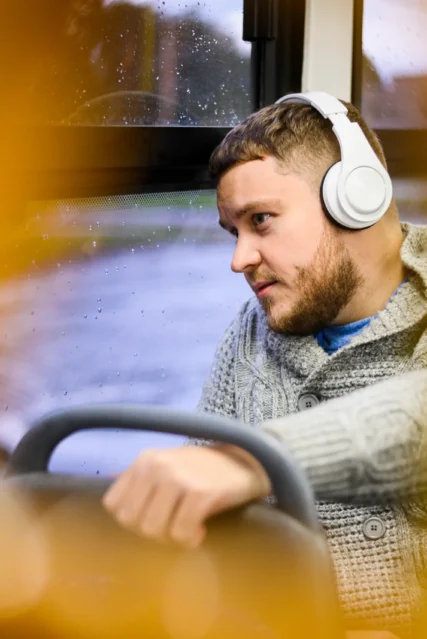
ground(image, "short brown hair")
xmin=209 ymin=99 xmax=387 ymax=190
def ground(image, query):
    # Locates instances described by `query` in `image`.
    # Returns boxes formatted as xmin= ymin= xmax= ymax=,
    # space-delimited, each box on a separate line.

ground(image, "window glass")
xmin=3 ymin=0 xmax=251 ymax=126
xmin=0 ymin=191 xmax=250 ymax=474
xmin=392 ymin=178 xmax=427 ymax=224
xmin=361 ymin=0 xmax=427 ymax=128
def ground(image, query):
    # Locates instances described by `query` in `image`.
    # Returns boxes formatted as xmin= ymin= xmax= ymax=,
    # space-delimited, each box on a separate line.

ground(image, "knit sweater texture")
xmin=196 ymin=222 xmax=427 ymax=636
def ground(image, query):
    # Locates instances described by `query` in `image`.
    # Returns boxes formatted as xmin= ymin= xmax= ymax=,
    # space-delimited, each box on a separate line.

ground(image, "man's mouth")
xmin=253 ymin=281 xmax=277 ymax=298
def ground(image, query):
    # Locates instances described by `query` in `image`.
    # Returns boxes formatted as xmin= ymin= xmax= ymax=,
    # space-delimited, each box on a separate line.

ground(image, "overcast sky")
xmin=363 ymin=0 xmax=427 ymax=80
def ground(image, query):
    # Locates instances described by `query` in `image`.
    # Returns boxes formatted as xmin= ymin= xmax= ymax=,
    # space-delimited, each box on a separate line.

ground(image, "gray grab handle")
xmin=8 ymin=405 xmax=319 ymax=531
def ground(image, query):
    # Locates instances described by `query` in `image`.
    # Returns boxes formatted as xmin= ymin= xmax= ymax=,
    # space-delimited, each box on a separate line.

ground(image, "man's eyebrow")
xmin=218 ymin=199 xmax=282 ymax=229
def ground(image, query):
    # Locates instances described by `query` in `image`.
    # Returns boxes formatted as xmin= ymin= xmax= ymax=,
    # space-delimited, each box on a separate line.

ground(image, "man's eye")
xmin=253 ymin=213 xmax=270 ymax=226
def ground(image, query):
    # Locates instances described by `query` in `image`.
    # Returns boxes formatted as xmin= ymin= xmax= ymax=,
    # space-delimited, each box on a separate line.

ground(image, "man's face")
xmin=217 ymin=157 xmax=363 ymax=335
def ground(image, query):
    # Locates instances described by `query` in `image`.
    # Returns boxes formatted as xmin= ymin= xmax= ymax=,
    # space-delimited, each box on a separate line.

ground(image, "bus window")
xmin=359 ymin=0 xmax=427 ymax=225
xmin=361 ymin=0 xmax=427 ymax=129
xmin=2 ymin=0 xmax=252 ymax=127
xmin=0 ymin=192 xmax=250 ymax=474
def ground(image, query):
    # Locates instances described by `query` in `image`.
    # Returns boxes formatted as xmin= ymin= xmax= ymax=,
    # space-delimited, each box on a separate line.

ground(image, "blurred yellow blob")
xmin=35 ymin=494 xmax=160 ymax=639
xmin=0 ymin=491 xmax=344 ymax=639
xmin=0 ymin=486 xmax=49 ymax=619
xmin=161 ymin=550 xmax=222 ymax=639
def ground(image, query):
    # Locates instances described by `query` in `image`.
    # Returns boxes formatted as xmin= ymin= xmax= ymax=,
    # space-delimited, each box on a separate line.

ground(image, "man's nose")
xmin=231 ymin=237 xmax=261 ymax=273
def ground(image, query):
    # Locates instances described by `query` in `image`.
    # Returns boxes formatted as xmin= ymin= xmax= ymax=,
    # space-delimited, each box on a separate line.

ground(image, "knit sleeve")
xmin=261 ymin=368 xmax=427 ymax=502
xmin=195 ymin=314 xmax=240 ymax=419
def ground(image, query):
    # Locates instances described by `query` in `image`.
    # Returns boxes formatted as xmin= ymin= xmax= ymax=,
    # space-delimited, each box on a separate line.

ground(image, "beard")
xmin=260 ymin=227 xmax=363 ymax=336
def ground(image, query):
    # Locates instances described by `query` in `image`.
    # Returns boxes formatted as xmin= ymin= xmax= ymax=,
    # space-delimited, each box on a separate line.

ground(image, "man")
xmin=103 ymin=94 xmax=427 ymax=636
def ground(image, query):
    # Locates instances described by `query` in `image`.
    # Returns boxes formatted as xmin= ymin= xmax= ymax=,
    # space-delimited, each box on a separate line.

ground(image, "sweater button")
xmin=362 ymin=517 xmax=386 ymax=540
xmin=298 ymin=394 xmax=320 ymax=411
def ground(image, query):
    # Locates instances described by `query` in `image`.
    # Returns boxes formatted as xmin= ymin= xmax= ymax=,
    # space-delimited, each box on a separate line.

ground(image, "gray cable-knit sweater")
xmin=196 ymin=222 xmax=427 ymax=636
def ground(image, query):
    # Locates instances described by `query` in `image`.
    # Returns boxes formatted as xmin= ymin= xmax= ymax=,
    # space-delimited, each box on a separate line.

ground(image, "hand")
xmin=102 ymin=444 xmax=271 ymax=548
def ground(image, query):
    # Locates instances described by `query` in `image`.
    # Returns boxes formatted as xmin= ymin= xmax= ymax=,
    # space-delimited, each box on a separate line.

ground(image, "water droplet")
xmin=131 ymin=248 xmax=135 ymax=254
xmin=117 ymin=372 xmax=120 ymax=376
xmin=92 ymin=241 xmax=97 ymax=247
xmin=98 ymin=308 xmax=102 ymax=313
xmin=64 ymin=391 xmax=68 ymax=396
xmin=134 ymin=353 xmax=138 ymax=357
xmin=84 ymin=314 xmax=87 ymax=319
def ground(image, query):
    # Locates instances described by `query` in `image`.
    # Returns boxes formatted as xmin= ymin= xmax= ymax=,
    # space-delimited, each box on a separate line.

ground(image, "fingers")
xmin=137 ymin=481 xmax=184 ymax=542
xmin=102 ymin=451 xmax=208 ymax=547
xmin=102 ymin=460 xmax=152 ymax=529
xmin=169 ymin=492 xmax=210 ymax=548
xmin=102 ymin=445 xmax=264 ymax=549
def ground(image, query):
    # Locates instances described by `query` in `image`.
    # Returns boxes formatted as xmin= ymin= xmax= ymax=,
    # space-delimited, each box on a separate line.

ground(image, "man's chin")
xmin=264 ymin=305 xmax=320 ymax=336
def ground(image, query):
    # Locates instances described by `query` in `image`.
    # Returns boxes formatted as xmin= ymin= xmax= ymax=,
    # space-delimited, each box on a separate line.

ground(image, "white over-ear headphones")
xmin=275 ymin=91 xmax=393 ymax=230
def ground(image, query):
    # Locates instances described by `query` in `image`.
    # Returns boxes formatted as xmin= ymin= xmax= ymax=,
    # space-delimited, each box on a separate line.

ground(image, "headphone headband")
xmin=276 ymin=91 xmax=348 ymax=118
xmin=275 ymin=92 xmax=393 ymax=230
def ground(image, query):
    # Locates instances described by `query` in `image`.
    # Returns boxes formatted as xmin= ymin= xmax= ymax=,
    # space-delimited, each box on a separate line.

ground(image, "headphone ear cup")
xmin=322 ymin=161 xmax=377 ymax=230
xmin=321 ymin=162 xmax=347 ymax=227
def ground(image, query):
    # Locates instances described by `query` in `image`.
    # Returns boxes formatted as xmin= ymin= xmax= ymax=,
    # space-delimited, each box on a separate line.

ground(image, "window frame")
xmin=13 ymin=126 xmax=231 ymax=200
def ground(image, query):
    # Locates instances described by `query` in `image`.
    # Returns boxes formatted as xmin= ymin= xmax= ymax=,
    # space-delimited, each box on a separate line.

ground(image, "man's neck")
xmin=332 ymin=227 xmax=407 ymax=326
